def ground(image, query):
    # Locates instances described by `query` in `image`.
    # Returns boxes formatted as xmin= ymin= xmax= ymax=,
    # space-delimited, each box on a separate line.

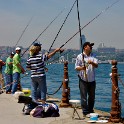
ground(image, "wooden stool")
xmin=69 ymin=100 xmax=81 ymax=119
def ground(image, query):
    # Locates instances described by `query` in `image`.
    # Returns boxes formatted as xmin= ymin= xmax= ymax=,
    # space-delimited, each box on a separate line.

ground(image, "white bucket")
xmin=13 ymin=91 xmax=24 ymax=99
xmin=90 ymin=113 xmax=98 ymax=121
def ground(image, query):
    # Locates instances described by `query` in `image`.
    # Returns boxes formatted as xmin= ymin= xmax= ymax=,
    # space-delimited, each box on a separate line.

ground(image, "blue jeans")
xmin=12 ymin=72 xmax=20 ymax=94
xmin=31 ymin=75 xmax=47 ymax=101
xmin=5 ymin=74 xmax=13 ymax=92
xmin=79 ymin=78 xmax=96 ymax=114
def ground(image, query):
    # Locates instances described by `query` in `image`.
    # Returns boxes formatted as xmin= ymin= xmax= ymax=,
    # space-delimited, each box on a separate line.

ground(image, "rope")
xmin=47 ymin=82 xmax=63 ymax=95
xmin=110 ymin=77 xmax=120 ymax=94
xmin=109 ymin=76 xmax=121 ymax=114
xmin=118 ymin=77 xmax=124 ymax=88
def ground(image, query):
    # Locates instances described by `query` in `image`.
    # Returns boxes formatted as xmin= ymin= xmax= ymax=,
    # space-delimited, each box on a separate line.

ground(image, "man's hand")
xmin=21 ymin=68 xmax=26 ymax=74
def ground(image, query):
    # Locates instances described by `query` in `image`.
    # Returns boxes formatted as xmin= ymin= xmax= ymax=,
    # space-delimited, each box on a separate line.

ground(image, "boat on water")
xmin=98 ymin=60 xmax=109 ymax=64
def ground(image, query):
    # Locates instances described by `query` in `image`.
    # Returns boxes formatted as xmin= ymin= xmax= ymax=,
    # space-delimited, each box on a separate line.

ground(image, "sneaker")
xmin=83 ymin=113 xmax=88 ymax=117
xmin=83 ymin=113 xmax=90 ymax=118
xmin=0 ymin=90 xmax=4 ymax=94
xmin=83 ymin=114 xmax=86 ymax=117
xmin=6 ymin=91 xmax=11 ymax=94
xmin=86 ymin=114 xmax=90 ymax=118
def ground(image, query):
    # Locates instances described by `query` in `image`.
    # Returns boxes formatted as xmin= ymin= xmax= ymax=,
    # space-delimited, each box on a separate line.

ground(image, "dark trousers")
xmin=79 ymin=78 xmax=96 ymax=114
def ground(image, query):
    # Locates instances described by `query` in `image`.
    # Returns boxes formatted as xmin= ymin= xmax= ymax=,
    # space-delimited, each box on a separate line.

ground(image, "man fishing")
xmin=75 ymin=42 xmax=98 ymax=116
xmin=11 ymin=47 xmax=25 ymax=94
xmin=26 ymin=42 xmax=64 ymax=104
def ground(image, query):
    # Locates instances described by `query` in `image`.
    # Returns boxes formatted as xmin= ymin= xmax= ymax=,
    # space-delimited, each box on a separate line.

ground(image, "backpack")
xmin=30 ymin=105 xmax=44 ymax=118
xmin=30 ymin=103 xmax=60 ymax=118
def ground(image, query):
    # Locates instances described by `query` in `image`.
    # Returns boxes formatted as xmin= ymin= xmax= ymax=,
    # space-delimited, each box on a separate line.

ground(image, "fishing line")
xmin=1 ymin=72 xmax=29 ymax=90
xmin=15 ymin=16 xmax=34 ymax=47
xmin=47 ymin=50 xmax=72 ymax=65
xmin=21 ymin=8 xmax=65 ymax=57
xmin=48 ymin=0 xmax=77 ymax=53
xmin=59 ymin=0 xmax=121 ymax=49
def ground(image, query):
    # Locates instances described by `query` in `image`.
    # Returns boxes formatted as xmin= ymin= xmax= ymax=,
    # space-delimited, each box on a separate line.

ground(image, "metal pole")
xmin=60 ymin=61 xmax=71 ymax=107
xmin=109 ymin=60 xmax=121 ymax=123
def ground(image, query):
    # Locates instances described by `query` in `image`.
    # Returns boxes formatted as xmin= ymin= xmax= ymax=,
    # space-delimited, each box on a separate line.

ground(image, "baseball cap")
xmin=33 ymin=42 xmax=42 ymax=47
xmin=11 ymin=52 xmax=15 ymax=55
xmin=83 ymin=42 xmax=94 ymax=49
xmin=15 ymin=47 xmax=21 ymax=51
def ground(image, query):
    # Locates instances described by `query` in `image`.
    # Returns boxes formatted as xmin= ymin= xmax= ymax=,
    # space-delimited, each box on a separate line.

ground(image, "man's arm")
xmin=47 ymin=48 xmax=64 ymax=59
xmin=75 ymin=66 xmax=86 ymax=71
xmin=17 ymin=63 xmax=25 ymax=74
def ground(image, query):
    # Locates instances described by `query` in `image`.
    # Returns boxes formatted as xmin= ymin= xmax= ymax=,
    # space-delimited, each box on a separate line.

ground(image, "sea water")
xmin=20 ymin=63 xmax=124 ymax=117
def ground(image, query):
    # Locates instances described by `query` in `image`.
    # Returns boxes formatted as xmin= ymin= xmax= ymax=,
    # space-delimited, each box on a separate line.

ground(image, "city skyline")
xmin=0 ymin=0 xmax=124 ymax=50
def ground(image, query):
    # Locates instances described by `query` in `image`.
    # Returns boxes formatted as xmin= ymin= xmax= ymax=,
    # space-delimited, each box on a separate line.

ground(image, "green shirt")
xmin=13 ymin=53 xmax=21 ymax=73
xmin=4 ymin=57 xmax=13 ymax=74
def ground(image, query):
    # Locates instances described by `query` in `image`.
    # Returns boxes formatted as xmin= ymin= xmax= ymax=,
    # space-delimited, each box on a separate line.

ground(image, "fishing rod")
xmin=76 ymin=0 xmax=82 ymax=45
xmin=42 ymin=0 xmax=121 ymax=65
xmin=76 ymin=0 xmax=88 ymax=81
xmin=15 ymin=16 xmax=34 ymax=47
xmin=59 ymin=0 xmax=121 ymax=49
xmin=48 ymin=0 xmax=77 ymax=53
xmin=21 ymin=8 xmax=65 ymax=57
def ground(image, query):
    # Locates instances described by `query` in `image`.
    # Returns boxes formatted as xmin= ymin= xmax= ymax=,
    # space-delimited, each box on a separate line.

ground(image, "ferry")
xmin=98 ymin=60 xmax=109 ymax=64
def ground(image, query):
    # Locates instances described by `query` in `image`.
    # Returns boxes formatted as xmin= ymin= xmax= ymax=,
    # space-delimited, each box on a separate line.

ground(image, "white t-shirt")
xmin=75 ymin=52 xmax=98 ymax=82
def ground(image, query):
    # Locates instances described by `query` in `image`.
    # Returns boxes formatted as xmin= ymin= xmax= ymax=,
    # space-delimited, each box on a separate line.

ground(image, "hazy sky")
xmin=0 ymin=0 xmax=124 ymax=50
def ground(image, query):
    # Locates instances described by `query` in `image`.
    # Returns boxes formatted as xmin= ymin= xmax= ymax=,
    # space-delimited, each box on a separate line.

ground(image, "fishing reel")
xmin=60 ymin=49 xmax=64 ymax=54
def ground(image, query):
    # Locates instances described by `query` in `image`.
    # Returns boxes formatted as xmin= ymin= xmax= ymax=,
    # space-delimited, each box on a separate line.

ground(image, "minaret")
xmin=80 ymin=34 xmax=86 ymax=52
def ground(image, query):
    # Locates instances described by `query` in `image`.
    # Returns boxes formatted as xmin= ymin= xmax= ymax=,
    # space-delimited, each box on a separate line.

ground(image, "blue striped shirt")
xmin=26 ymin=54 xmax=48 ymax=77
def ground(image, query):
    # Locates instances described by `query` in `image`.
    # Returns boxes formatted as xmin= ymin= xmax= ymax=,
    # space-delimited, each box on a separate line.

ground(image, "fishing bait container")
xmin=22 ymin=88 xmax=31 ymax=97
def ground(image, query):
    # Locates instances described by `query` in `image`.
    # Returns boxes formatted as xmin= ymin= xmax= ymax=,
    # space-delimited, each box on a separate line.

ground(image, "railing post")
xmin=109 ymin=60 xmax=122 ymax=123
xmin=60 ymin=61 xmax=71 ymax=107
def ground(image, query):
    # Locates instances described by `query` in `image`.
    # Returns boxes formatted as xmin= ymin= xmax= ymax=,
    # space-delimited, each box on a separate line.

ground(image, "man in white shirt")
xmin=75 ymin=42 xmax=98 ymax=116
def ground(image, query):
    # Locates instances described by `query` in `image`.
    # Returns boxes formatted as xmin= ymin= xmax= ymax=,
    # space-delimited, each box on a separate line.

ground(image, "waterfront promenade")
xmin=0 ymin=92 xmax=123 ymax=124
